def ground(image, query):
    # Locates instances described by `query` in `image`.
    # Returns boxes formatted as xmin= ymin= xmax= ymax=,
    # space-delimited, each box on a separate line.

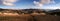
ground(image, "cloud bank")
xmin=33 ymin=0 xmax=55 ymax=7
xmin=0 ymin=0 xmax=18 ymax=6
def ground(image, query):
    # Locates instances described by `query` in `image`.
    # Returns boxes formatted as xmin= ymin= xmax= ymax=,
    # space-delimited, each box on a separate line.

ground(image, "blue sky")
xmin=0 ymin=0 xmax=60 ymax=9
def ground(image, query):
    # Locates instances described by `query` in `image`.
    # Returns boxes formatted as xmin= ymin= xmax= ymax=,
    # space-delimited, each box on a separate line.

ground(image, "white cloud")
xmin=33 ymin=0 xmax=55 ymax=7
xmin=44 ymin=7 xmax=59 ymax=9
xmin=0 ymin=0 xmax=18 ymax=6
xmin=33 ymin=1 xmax=43 ymax=7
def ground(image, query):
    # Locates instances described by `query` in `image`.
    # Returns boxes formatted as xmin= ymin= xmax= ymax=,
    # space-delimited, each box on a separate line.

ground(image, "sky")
xmin=0 ymin=0 xmax=60 ymax=9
